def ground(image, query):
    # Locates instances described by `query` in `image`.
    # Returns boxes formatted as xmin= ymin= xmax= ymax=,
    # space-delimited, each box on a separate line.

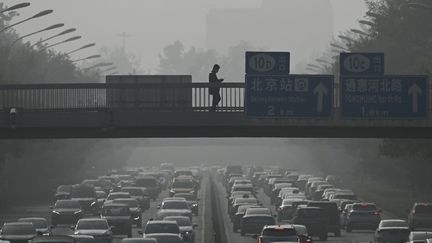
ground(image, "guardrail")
xmin=0 ymin=83 xmax=245 ymax=112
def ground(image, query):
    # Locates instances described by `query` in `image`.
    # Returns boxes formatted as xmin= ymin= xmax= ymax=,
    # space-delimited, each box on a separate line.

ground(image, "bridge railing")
xmin=0 ymin=83 xmax=245 ymax=112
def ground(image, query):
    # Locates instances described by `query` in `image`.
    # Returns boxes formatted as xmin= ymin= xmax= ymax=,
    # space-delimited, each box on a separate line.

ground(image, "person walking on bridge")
xmin=209 ymin=64 xmax=224 ymax=112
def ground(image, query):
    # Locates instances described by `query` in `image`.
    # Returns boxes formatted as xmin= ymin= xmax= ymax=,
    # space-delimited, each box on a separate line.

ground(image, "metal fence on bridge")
xmin=0 ymin=83 xmax=246 ymax=112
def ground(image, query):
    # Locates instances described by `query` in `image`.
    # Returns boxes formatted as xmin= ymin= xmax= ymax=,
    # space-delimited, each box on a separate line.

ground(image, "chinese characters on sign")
xmin=341 ymin=76 xmax=428 ymax=118
xmin=246 ymin=75 xmax=333 ymax=117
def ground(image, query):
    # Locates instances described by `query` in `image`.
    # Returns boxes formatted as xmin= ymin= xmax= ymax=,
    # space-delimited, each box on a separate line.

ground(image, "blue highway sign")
xmin=340 ymin=52 xmax=384 ymax=76
xmin=341 ymin=75 xmax=428 ymax=118
xmin=246 ymin=75 xmax=333 ymax=117
xmin=246 ymin=52 xmax=290 ymax=75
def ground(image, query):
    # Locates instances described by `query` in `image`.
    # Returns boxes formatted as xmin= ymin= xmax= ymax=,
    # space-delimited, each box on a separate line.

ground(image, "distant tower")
xmin=118 ymin=32 xmax=130 ymax=53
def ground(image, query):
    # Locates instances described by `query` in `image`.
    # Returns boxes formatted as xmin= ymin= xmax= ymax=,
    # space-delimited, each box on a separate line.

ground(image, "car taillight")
xmin=258 ymin=238 xmax=262 ymax=243
xmin=373 ymin=211 xmax=380 ymax=215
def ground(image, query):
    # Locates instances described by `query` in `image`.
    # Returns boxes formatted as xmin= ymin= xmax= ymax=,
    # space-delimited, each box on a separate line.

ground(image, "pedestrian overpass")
xmin=0 ymin=82 xmax=431 ymax=139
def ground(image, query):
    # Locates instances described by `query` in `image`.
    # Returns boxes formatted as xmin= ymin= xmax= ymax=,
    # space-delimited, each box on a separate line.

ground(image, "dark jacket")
xmin=209 ymin=72 xmax=223 ymax=95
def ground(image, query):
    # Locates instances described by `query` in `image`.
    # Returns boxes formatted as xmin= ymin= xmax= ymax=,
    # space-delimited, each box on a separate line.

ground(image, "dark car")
xmin=51 ymin=200 xmax=83 ymax=226
xmin=113 ymin=198 xmax=143 ymax=227
xmin=55 ymin=185 xmax=73 ymax=200
xmin=174 ymin=192 xmax=199 ymax=216
xmin=307 ymin=201 xmax=341 ymax=236
xmin=240 ymin=215 xmax=276 ymax=236
xmin=70 ymin=185 xmax=97 ymax=215
xmin=408 ymin=203 xmax=432 ymax=230
xmin=290 ymin=206 xmax=327 ymax=241
xmin=252 ymin=224 xmax=303 ymax=243
xmin=135 ymin=176 xmax=160 ymax=200
xmin=121 ymin=187 xmax=151 ymax=210
xmin=233 ymin=205 xmax=261 ymax=232
xmin=17 ymin=218 xmax=51 ymax=236
xmin=0 ymin=222 xmax=37 ymax=243
xmin=100 ymin=203 xmax=133 ymax=237
xmin=31 ymin=235 xmax=76 ymax=243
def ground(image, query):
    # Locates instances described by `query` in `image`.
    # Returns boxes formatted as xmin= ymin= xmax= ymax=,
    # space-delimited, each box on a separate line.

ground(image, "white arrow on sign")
xmin=408 ymin=83 xmax=422 ymax=113
xmin=313 ymin=82 xmax=328 ymax=112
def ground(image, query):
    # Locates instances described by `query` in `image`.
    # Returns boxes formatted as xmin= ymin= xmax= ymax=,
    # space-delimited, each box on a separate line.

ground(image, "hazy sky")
xmin=2 ymin=0 xmax=367 ymax=73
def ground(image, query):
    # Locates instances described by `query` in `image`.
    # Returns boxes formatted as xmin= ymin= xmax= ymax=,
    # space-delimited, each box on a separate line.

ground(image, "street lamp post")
xmin=72 ymin=54 xmax=101 ymax=63
xmin=0 ymin=9 xmax=53 ymax=33
xmin=10 ymin=23 xmax=64 ymax=47
xmin=31 ymin=28 xmax=76 ymax=48
xmin=67 ymin=43 xmax=96 ymax=55
xmin=0 ymin=2 xmax=30 ymax=14
xmin=85 ymin=62 xmax=114 ymax=70
xmin=40 ymin=35 xmax=82 ymax=51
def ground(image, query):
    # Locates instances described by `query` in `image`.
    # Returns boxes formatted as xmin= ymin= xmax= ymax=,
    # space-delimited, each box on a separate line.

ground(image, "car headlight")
xmin=102 ymin=230 xmax=111 ymax=236
xmin=52 ymin=211 xmax=61 ymax=215
xmin=74 ymin=210 xmax=82 ymax=214
xmin=91 ymin=202 xmax=97 ymax=206
xmin=192 ymin=203 xmax=198 ymax=207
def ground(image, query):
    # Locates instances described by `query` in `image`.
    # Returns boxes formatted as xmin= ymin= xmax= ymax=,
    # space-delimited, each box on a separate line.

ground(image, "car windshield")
xmin=381 ymin=221 xmax=408 ymax=228
xmin=57 ymin=186 xmax=71 ymax=193
xmin=246 ymin=208 xmax=271 ymax=215
xmin=136 ymin=178 xmax=157 ymax=187
xmin=164 ymin=217 xmax=191 ymax=227
xmin=415 ymin=205 xmax=432 ymax=214
xmin=71 ymin=187 xmax=95 ymax=198
xmin=145 ymin=224 xmax=179 ymax=234
xmin=333 ymin=194 xmax=357 ymax=200
xmin=148 ymin=235 xmax=182 ymax=243
xmin=107 ymin=193 xmax=130 ymax=200
xmin=114 ymin=199 xmax=138 ymax=207
xmin=234 ymin=198 xmax=257 ymax=204
xmin=77 ymin=220 xmax=108 ymax=230
xmin=102 ymin=206 xmax=130 ymax=216
xmin=162 ymin=201 xmax=189 ymax=209
xmin=55 ymin=200 xmax=81 ymax=209
xmin=18 ymin=219 xmax=47 ymax=228
xmin=122 ymin=188 xmax=143 ymax=196
xmin=172 ymin=181 xmax=194 ymax=188
xmin=2 ymin=224 xmax=35 ymax=235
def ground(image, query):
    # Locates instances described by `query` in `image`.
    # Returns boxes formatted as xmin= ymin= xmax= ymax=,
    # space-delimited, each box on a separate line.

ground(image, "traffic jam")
xmin=217 ymin=165 xmax=432 ymax=243
xmin=0 ymin=164 xmax=203 ymax=243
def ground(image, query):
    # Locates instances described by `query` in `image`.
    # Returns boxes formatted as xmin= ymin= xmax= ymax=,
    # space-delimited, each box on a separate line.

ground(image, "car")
xmin=55 ymin=185 xmax=73 ymax=200
xmin=100 ymin=203 xmax=133 ymax=237
xmin=113 ymin=198 xmax=143 ymax=227
xmin=307 ymin=201 xmax=341 ymax=236
xmin=374 ymin=219 xmax=410 ymax=243
xmin=163 ymin=216 xmax=198 ymax=243
xmin=408 ymin=231 xmax=432 ymax=243
xmin=173 ymin=192 xmax=199 ymax=216
xmin=229 ymin=197 xmax=259 ymax=216
xmin=69 ymin=235 xmax=96 ymax=243
xmin=135 ymin=176 xmax=160 ymax=200
xmin=121 ymin=238 xmax=157 ymax=243
xmin=51 ymin=200 xmax=83 ymax=226
xmin=121 ymin=187 xmax=151 ymax=210
xmin=70 ymin=185 xmax=97 ymax=215
xmin=0 ymin=222 xmax=37 ymax=242
xmin=409 ymin=203 xmax=432 ymax=230
xmin=290 ymin=206 xmax=327 ymax=241
xmin=244 ymin=207 xmax=272 ymax=216
xmin=277 ymin=199 xmax=308 ymax=221
xmin=170 ymin=177 xmax=196 ymax=197
xmin=252 ymin=224 xmax=308 ymax=243
xmin=345 ymin=203 xmax=381 ymax=232
xmin=142 ymin=220 xmax=181 ymax=239
xmin=143 ymin=233 xmax=183 ymax=243
xmin=17 ymin=218 xmax=51 ymax=236
xmin=105 ymin=192 xmax=131 ymax=204
xmin=232 ymin=205 xmax=262 ymax=232
xmin=240 ymin=214 xmax=276 ymax=236
xmin=156 ymin=200 xmax=193 ymax=220
xmin=72 ymin=218 xmax=113 ymax=243
xmin=31 ymin=235 xmax=75 ymax=243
